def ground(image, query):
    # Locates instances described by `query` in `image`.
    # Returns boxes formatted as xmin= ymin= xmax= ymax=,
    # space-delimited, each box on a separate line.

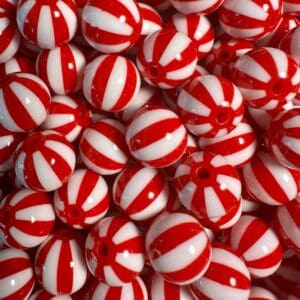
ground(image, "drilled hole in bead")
xmin=218 ymin=50 xmax=231 ymax=61
xmin=99 ymin=244 xmax=109 ymax=257
xmin=197 ymin=167 xmax=210 ymax=180
xmin=271 ymin=81 xmax=285 ymax=96
xmin=216 ymin=111 xmax=229 ymax=125
xmin=68 ymin=207 xmax=81 ymax=219
xmin=0 ymin=208 xmax=11 ymax=225
xmin=148 ymin=65 xmax=160 ymax=78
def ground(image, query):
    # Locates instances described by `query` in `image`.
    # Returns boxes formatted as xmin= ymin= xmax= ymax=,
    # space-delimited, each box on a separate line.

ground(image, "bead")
xmin=280 ymin=27 xmax=300 ymax=64
xmin=139 ymin=3 xmax=163 ymax=36
xmin=125 ymin=106 xmax=187 ymax=168
xmin=0 ymin=56 xmax=35 ymax=78
xmin=83 ymin=54 xmax=141 ymax=111
xmin=35 ymin=229 xmax=88 ymax=295
xmin=29 ymin=289 xmax=72 ymax=299
xmin=85 ymin=216 xmax=145 ymax=286
xmin=178 ymin=74 xmax=244 ymax=138
xmin=232 ymin=47 xmax=300 ymax=110
xmin=0 ymin=248 xmax=35 ymax=299
xmin=170 ymin=0 xmax=224 ymax=14
xmin=79 ymin=118 xmax=129 ymax=175
xmin=81 ymin=0 xmax=142 ymax=53
xmin=229 ymin=215 xmax=282 ymax=278
xmin=145 ymin=212 xmax=212 ymax=285
xmin=16 ymin=0 xmax=78 ymax=49
xmin=249 ymin=286 xmax=278 ymax=300
xmin=14 ymin=130 xmax=76 ymax=192
xmin=36 ymin=43 xmax=87 ymax=95
xmin=284 ymin=0 xmax=300 ymax=14
xmin=136 ymin=29 xmax=197 ymax=89
xmin=54 ymin=169 xmax=109 ymax=229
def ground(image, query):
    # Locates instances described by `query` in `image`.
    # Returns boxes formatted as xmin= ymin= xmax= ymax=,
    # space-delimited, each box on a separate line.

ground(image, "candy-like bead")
xmin=139 ymin=3 xmax=163 ymax=36
xmin=170 ymin=0 xmax=224 ymax=14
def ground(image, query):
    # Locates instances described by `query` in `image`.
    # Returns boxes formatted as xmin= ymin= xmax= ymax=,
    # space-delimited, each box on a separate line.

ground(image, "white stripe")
xmin=282 ymin=136 xmax=300 ymax=155
xmin=121 ymin=283 xmax=134 ymax=300
xmin=266 ymin=48 xmax=288 ymax=77
xmin=202 ymin=75 xmax=224 ymax=105
xmin=16 ymin=204 xmax=55 ymax=221
xmin=238 ymin=87 xmax=267 ymax=101
xmin=178 ymin=181 xmax=197 ymax=210
xmin=115 ymin=252 xmax=144 ymax=272
xmin=231 ymin=85 xmax=243 ymax=110
xmin=118 ymin=0 xmax=140 ymax=22
xmin=173 ymin=14 xmax=188 ymax=35
xmin=284 ymin=115 xmax=300 ymax=128
xmin=112 ymin=221 xmax=140 ymax=245
xmin=14 ymin=151 xmax=26 ymax=186
xmin=92 ymin=282 xmax=109 ymax=299
xmin=0 ymin=248 xmax=29 ymax=262
xmin=0 ymin=30 xmax=20 ymax=64
xmin=67 ymin=170 xmax=85 ymax=205
xmin=16 ymin=0 xmax=36 ymax=33
xmin=175 ymin=164 xmax=191 ymax=176
xmin=249 ymin=262 xmax=281 ymax=278
xmin=216 ymin=175 xmax=241 ymax=200
xmin=10 ymin=189 xmax=35 ymax=206
xmin=57 ymin=1 xmax=77 ymax=39
xmin=9 ymin=226 xmax=47 ymax=247
xmin=143 ymin=31 xmax=158 ymax=63
xmin=220 ymin=22 xmax=264 ymax=39
xmin=98 ymin=217 xmax=113 ymax=237
xmin=43 ymin=114 xmax=74 ymax=128
xmin=172 ymin=0 xmax=218 ymax=13
xmin=204 ymin=187 xmax=226 ymax=218
xmin=37 ymin=6 xmax=55 ymax=49
xmin=166 ymin=59 xmax=197 ymax=80
xmin=103 ymin=266 xmax=123 ymax=285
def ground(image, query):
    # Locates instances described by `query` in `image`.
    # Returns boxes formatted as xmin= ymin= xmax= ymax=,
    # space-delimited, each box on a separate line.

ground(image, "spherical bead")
xmin=249 ymin=286 xmax=278 ymax=300
xmin=139 ymin=3 xmax=163 ymax=36
xmin=170 ymin=0 xmax=224 ymax=14
xmin=0 ymin=56 xmax=35 ymax=78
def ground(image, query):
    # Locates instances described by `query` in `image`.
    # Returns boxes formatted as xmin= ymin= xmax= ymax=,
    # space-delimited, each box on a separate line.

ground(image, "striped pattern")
xmin=85 ymin=216 xmax=145 ymax=286
xmin=81 ymin=0 xmax=142 ymax=53
xmin=79 ymin=119 xmax=129 ymax=175
xmin=284 ymin=0 xmax=300 ymax=14
xmin=83 ymin=54 xmax=141 ymax=111
xmin=36 ymin=43 xmax=87 ymax=95
xmin=229 ymin=215 xmax=283 ymax=278
xmin=139 ymin=3 xmax=162 ymax=36
xmin=29 ymin=289 xmax=72 ymax=299
xmin=14 ymin=130 xmax=76 ymax=192
xmin=41 ymin=95 xmax=91 ymax=142
xmin=178 ymin=74 xmax=244 ymax=138
xmin=145 ymin=212 xmax=212 ymax=285
xmin=54 ymin=169 xmax=109 ymax=229
xmin=35 ymin=230 xmax=88 ymax=295
xmin=198 ymin=121 xmax=257 ymax=168
xmin=0 ymin=189 xmax=55 ymax=249
xmin=280 ymin=27 xmax=300 ymax=64
xmin=0 ymin=72 xmax=51 ymax=132
xmin=190 ymin=244 xmax=251 ymax=300
xmin=16 ymin=0 xmax=78 ymax=49
xmin=170 ymin=0 xmax=224 ymax=14
xmin=113 ymin=164 xmax=168 ymax=221
xmin=242 ymin=151 xmax=298 ymax=206
xmin=166 ymin=13 xmax=214 ymax=60
xmin=0 ymin=56 xmax=35 ymax=78
xmin=232 ymin=47 xmax=300 ymax=110
xmin=219 ymin=0 xmax=282 ymax=40
xmin=126 ymin=107 xmax=187 ymax=168
xmin=0 ymin=0 xmax=17 ymax=12
xmin=0 ymin=248 xmax=35 ymax=300
xmin=136 ymin=29 xmax=197 ymax=89
xmin=249 ymin=286 xmax=278 ymax=300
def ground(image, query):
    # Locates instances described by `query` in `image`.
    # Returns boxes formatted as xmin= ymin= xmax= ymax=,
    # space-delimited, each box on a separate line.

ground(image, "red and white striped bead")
xmin=81 ymin=0 xmax=142 ymax=53
xmin=36 ymin=43 xmax=87 ymax=95
xmin=170 ymin=0 xmax=224 ymax=14
xmin=139 ymin=3 xmax=163 ymax=36
xmin=41 ymin=95 xmax=91 ymax=142
xmin=16 ymin=0 xmax=78 ymax=49
xmin=79 ymin=119 xmax=129 ymax=175
xmin=178 ymin=74 xmax=244 ymax=138
xmin=242 ymin=151 xmax=298 ymax=206
xmin=145 ymin=212 xmax=212 ymax=285
xmin=83 ymin=54 xmax=141 ymax=111
xmin=0 ymin=56 xmax=35 ymax=78
xmin=35 ymin=229 xmax=88 ymax=296
xmin=0 ymin=188 xmax=55 ymax=249
xmin=190 ymin=243 xmax=251 ymax=300
xmin=249 ymin=286 xmax=278 ymax=300
xmin=14 ymin=130 xmax=76 ymax=192
xmin=113 ymin=164 xmax=168 ymax=221
xmin=284 ymin=0 xmax=300 ymax=14
xmin=54 ymin=169 xmax=109 ymax=229
xmin=29 ymin=289 xmax=72 ymax=300
xmin=0 ymin=248 xmax=35 ymax=299
xmin=136 ymin=29 xmax=197 ymax=89
xmin=126 ymin=106 xmax=187 ymax=168
xmin=0 ymin=72 xmax=51 ymax=132
xmin=85 ymin=216 xmax=145 ymax=286
xmin=280 ymin=27 xmax=300 ymax=64
xmin=229 ymin=215 xmax=283 ymax=278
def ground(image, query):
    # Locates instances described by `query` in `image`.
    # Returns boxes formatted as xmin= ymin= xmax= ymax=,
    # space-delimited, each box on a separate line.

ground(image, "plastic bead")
xmin=139 ymin=3 xmax=163 ymax=36
xmin=280 ymin=26 xmax=300 ymax=64
xmin=170 ymin=0 xmax=224 ymax=15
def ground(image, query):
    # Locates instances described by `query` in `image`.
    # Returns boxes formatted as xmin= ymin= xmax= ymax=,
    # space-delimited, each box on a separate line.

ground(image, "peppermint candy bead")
xmin=178 ymin=74 xmax=244 ymax=138
xmin=284 ymin=0 xmax=300 ymax=14
xmin=14 ymin=130 xmax=76 ymax=192
xmin=16 ymin=0 xmax=78 ymax=49
xmin=145 ymin=212 xmax=212 ymax=285
xmin=170 ymin=0 xmax=224 ymax=14
xmin=36 ymin=43 xmax=87 ymax=95
xmin=280 ymin=27 xmax=300 ymax=64
xmin=139 ymin=3 xmax=163 ymax=36
xmin=249 ymin=286 xmax=278 ymax=300
xmin=0 ymin=56 xmax=35 ymax=78
xmin=83 ymin=54 xmax=141 ymax=111
xmin=29 ymin=289 xmax=72 ymax=300
xmin=126 ymin=106 xmax=187 ymax=168
xmin=136 ymin=29 xmax=197 ymax=89
xmin=85 ymin=216 xmax=145 ymax=286
xmin=0 ymin=72 xmax=51 ymax=132
xmin=81 ymin=0 xmax=142 ymax=53
xmin=0 ymin=248 xmax=35 ymax=299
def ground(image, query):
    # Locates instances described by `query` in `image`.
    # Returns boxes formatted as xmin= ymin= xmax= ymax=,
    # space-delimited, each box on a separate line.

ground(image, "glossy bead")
xmin=284 ymin=0 xmax=300 ymax=14
xmin=170 ymin=0 xmax=224 ymax=14
xmin=0 ymin=73 xmax=51 ymax=132
xmin=126 ymin=106 xmax=187 ymax=168
xmin=178 ymin=74 xmax=244 ymax=138
xmin=280 ymin=27 xmax=300 ymax=64
xmin=0 ymin=56 xmax=35 ymax=78
xmin=145 ymin=212 xmax=212 ymax=285
xmin=0 ymin=248 xmax=35 ymax=299
xmin=14 ymin=130 xmax=76 ymax=192
xmin=29 ymin=289 xmax=72 ymax=299
xmin=136 ymin=29 xmax=197 ymax=89
xmin=229 ymin=215 xmax=282 ymax=278
xmin=249 ymin=286 xmax=278 ymax=300
xmin=81 ymin=0 xmax=142 ymax=53
xmin=85 ymin=216 xmax=145 ymax=286
xmin=139 ymin=3 xmax=163 ymax=36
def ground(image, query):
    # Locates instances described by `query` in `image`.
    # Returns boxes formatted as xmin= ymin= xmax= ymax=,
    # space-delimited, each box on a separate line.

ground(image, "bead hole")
xmin=99 ymin=244 xmax=109 ymax=257
xmin=68 ymin=207 xmax=81 ymax=219
xmin=271 ymin=81 xmax=284 ymax=95
xmin=218 ymin=50 xmax=230 ymax=61
xmin=197 ymin=167 xmax=210 ymax=180
xmin=148 ymin=65 xmax=160 ymax=78
xmin=216 ymin=111 xmax=229 ymax=125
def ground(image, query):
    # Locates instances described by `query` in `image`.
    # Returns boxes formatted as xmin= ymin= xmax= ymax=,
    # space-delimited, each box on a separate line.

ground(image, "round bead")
xmin=79 ymin=118 xmax=129 ymax=175
xmin=14 ymin=130 xmax=76 ymax=192
xmin=81 ymin=0 xmax=142 ymax=53
xmin=178 ymin=74 xmax=244 ymax=138
xmin=16 ymin=0 xmax=78 ymax=49
xmin=229 ymin=215 xmax=283 ymax=278
xmin=145 ymin=212 xmax=212 ymax=285
xmin=249 ymin=286 xmax=278 ymax=300
xmin=0 ymin=248 xmax=35 ymax=299
xmin=170 ymin=0 xmax=224 ymax=14
xmin=139 ymin=3 xmax=163 ymax=36
xmin=136 ymin=29 xmax=197 ymax=89
xmin=0 ymin=56 xmax=35 ymax=78
xmin=54 ymin=169 xmax=109 ymax=229
xmin=29 ymin=289 xmax=72 ymax=300
xmin=0 ymin=72 xmax=51 ymax=132
xmin=280 ymin=27 xmax=300 ymax=64
xmin=125 ymin=106 xmax=187 ymax=168
xmin=35 ymin=229 xmax=88 ymax=296
xmin=284 ymin=0 xmax=300 ymax=14
xmin=36 ymin=43 xmax=87 ymax=95
xmin=83 ymin=54 xmax=141 ymax=111
xmin=85 ymin=216 xmax=145 ymax=286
